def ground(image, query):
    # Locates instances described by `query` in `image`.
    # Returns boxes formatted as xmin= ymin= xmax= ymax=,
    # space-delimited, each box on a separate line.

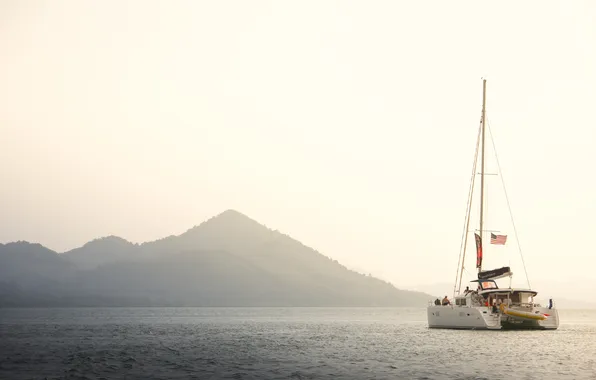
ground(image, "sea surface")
xmin=0 ymin=307 xmax=594 ymax=380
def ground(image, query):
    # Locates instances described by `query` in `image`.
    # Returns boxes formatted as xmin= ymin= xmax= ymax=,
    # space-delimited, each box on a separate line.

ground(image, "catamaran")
xmin=427 ymin=79 xmax=559 ymax=330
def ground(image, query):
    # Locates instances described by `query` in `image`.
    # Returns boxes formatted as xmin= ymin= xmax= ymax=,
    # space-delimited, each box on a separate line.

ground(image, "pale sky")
xmin=1 ymin=1 xmax=594 ymax=298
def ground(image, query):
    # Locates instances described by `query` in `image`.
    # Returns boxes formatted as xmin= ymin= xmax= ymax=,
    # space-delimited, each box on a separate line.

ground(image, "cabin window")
xmin=480 ymin=281 xmax=497 ymax=289
xmin=460 ymin=298 xmax=467 ymax=306
xmin=455 ymin=299 xmax=461 ymax=306
xmin=511 ymin=293 xmax=521 ymax=304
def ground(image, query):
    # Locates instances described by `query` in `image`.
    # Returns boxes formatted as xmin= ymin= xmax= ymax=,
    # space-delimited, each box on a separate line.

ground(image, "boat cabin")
xmin=452 ymin=278 xmax=539 ymax=309
xmin=479 ymin=289 xmax=538 ymax=308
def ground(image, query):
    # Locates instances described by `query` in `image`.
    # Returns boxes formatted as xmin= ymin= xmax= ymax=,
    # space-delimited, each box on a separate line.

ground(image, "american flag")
xmin=490 ymin=233 xmax=507 ymax=245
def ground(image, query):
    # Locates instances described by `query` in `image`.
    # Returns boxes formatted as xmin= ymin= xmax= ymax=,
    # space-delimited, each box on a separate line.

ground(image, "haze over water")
xmin=1 ymin=1 xmax=595 ymax=298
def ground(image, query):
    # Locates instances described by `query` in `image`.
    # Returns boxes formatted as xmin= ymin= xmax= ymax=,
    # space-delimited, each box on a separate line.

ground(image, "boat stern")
xmin=500 ymin=305 xmax=559 ymax=330
xmin=427 ymin=304 xmax=500 ymax=330
xmin=536 ymin=306 xmax=559 ymax=329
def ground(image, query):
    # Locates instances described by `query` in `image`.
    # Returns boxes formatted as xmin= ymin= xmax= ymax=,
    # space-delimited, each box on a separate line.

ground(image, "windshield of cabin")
xmin=480 ymin=281 xmax=498 ymax=290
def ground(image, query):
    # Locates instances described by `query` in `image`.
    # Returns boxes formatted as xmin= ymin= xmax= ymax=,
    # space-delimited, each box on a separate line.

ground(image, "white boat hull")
xmin=427 ymin=305 xmax=559 ymax=330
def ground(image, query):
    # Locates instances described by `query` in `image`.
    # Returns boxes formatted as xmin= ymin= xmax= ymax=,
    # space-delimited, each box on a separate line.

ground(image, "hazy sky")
xmin=1 ymin=1 xmax=594 ymax=297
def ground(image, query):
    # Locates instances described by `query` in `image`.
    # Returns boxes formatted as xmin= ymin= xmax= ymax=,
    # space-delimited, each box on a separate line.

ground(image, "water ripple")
xmin=0 ymin=307 xmax=594 ymax=380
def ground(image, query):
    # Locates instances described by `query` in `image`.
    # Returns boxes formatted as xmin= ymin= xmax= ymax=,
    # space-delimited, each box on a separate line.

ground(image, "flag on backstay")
xmin=490 ymin=233 xmax=507 ymax=245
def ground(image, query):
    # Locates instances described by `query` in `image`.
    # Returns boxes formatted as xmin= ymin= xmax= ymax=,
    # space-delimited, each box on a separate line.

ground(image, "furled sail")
xmin=474 ymin=233 xmax=482 ymax=268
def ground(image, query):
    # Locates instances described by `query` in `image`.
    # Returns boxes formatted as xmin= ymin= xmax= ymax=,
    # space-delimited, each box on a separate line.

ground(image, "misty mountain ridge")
xmin=65 ymin=210 xmax=344 ymax=269
xmin=63 ymin=235 xmax=139 ymax=270
xmin=1 ymin=210 xmax=432 ymax=307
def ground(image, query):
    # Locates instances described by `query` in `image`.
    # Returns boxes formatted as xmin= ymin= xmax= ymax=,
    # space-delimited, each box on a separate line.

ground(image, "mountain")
xmin=0 ymin=241 xmax=74 ymax=281
xmin=0 ymin=242 xmax=80 ymax=306
xmin=63 ymin=235 xmax=139 ymax=270
xmin=0 ymin=210 xmax=433 ymax=307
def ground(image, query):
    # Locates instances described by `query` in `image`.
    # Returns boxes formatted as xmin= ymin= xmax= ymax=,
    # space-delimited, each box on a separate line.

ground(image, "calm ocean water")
xmin=0 ymin=307 xmax=594 ymax=380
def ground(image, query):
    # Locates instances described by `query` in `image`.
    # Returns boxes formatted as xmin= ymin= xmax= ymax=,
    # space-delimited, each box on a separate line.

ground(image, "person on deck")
xmin=442 ymin=296 xmax=451 ymax=306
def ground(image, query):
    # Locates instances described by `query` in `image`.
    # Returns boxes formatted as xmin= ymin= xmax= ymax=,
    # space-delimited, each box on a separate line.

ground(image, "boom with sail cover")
xmin=478 ymin=266 xmax=512 ymax=280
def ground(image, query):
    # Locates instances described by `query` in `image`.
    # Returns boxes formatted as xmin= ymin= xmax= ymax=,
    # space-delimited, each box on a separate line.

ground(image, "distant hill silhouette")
xmin=0 ymin=210 xmax=432 ymax=307
xmin=63 ymin=236 xmax=139 ymax=270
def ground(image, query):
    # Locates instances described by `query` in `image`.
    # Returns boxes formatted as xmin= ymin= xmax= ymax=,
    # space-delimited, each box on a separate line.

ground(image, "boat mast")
xmin=478 ymin=79 xmax=487 ymax=274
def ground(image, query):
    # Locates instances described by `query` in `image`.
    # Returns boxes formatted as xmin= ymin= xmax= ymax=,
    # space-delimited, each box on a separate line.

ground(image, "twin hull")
xmin=427 ymin=305 xmax=559 ymax=330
